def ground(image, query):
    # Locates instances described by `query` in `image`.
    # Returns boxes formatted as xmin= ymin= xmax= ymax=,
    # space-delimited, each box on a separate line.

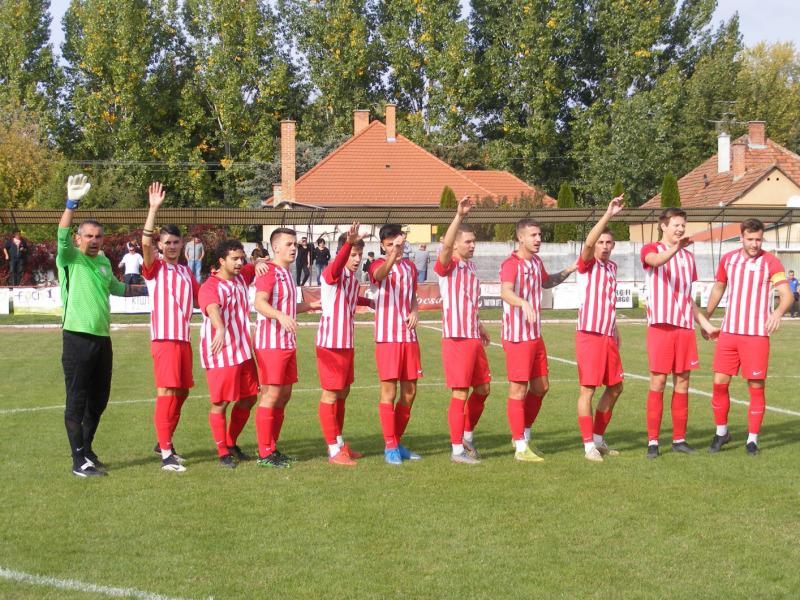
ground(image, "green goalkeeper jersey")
xmin=56 ymin=226 xmax=126 ymax=337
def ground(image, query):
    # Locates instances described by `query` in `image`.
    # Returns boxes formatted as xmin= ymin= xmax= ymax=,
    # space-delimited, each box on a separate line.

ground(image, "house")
xmin=632 ymin=121 xmax=800 ymax=243
xmin=265 ymin=105 xmax=555 ymax=243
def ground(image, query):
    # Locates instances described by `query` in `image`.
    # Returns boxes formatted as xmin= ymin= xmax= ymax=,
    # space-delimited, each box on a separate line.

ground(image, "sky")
xmin=46 ymin=0 xmax=799 ymax=58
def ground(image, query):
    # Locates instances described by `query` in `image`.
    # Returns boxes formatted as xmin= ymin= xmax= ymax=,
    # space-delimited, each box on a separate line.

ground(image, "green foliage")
xmin=609 ymin=178 xmax=629 ymax=241
xmin=437 ymin=185 xmax=457 ymax=237
xmin=554 ymin=182 xmax=576 ymax=243
xmin=493 ymin=199 xmax=515 ymax=241
xmin=661 ymin=171 xmax=680 ymax=207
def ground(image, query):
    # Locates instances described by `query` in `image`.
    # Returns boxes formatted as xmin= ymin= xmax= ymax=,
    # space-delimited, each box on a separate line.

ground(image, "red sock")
xmin=380 ymin=403 xmax=397 ymax=449
xmin=273 ymin=408 xmax=285 ymax=446
xmin=208 ymin=412 xmax=228 ymax=457
xmin=335 ymin=397 xmax=346 ymax=437
xmin=578 ymin=415 xmax=594 ymax=444
xmin=671 ymin=392 xmax=689 ymax=442
xmin=593 ymin=410 xmax=612 ymax=436
xmin=154 ymin=396 xmax=174 ymax=451
xmin=711 ymin=383 xmax=730 ymax=426
xmin=507 ymin=397 xmax=525 ymax=440
xmin=464 ymin=392 xmax=488 ymax=432
xmin=646 ymin=390 xmax=664 ymax=442
xmin=319 ymin=402 xmax=338 ymax=445
xmin=226 ymin=405 xmax=251 ymax=447
xmin=447 ymin=398 xmax=466 ymax=445
xmin=524 ymin=392 xmax=543 ymax=428
xmin=169 ymin=394 xmax=188 ymax=438
xmin=394 ymin=404 xmax=411 ymax=443
xmin=255 ymin=406 xmax=274 ymax=458
xmin=748 ymin=387 xmax=765 ymax=435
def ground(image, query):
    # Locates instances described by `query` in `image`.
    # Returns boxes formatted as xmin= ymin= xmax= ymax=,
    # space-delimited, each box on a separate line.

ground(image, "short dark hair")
xmin=270 ymin=227 xmax=296 ymax=246
xmin=379 ymin=223 xmax=403 ymax=242
xmin=600 ymin=226 xmax=614 ymax=239
xmin=659 ymin=207 xmax=686 ymax=227
xmin=455 ymin=224 xmax=474 ymax=239
xmin=317 ymin=238 xmax=325 ymax=245
xmin=337 ymin=232 xmax=364 ymax=252
xmin=214 ymin=239 xmax=244 ymax=266
xmin=741 ymin=219 xmax=764 ymax=235
xmin=160 ymin=224 xmax=181 ymax=238
xmin=515 ymin=218 xmax=540 ymax=236
xmin=77 ymin=220 xmax=103 ymax=235
xmin=12 ymin=229 xmax=21 ymax=235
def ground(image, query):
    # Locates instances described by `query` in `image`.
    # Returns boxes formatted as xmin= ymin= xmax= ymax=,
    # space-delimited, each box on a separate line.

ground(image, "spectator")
xmin=184 ymin=232 xmax=205 ymax=284
xmin=361 ymin=251 xmax=376 ymax=283
xmin=118 ymin=244 xmax=144 ymax=285
xmin=3 ymin=230 xmax=28 ymax=286
xmin=251 ymin=241 xmax=269 ymax=264
xmin=403 ymin=236 xmax=413 ymax=260
xmin=295 ymin=236 xmax=312 ymax=286
xmin=413 ymin=244 xmax=430 ymax=282
xmin=311 ymin=238 xmax=331 ymax=285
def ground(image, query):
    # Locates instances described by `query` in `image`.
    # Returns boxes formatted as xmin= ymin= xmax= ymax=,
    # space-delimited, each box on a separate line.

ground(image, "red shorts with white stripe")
xmin=205 ymin=360 xmax=259 ymax=404
xmin=646 ymin=324 xmax=699 ymax=374
xmin=712 ymin=331 xmax=770 ymax=379
xmin=375 ymin=341 xmax=423 ymax=381
xmin=502 ymin=338 xmax=549 ymax=382
xmin=575 ymin=331 xmax=623 ymax=387
xmin=316 ymin=346 xmax=355 ymax=391
xmin=255 ymin=348 xmax=298 ymax=386
xmin=442 ymin=338 xmax=491 ymax=389
xmin=151 ymin=340 xmax=194 ymax=389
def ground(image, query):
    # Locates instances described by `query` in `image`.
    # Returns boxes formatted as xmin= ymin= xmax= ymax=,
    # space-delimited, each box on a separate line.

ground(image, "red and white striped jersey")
xmin=716 ymin=249 xmax=787 ymax=337
xmin=368 ymin=258 xmax=419 ymax=343
xmin=576 ymin=255 xmax=617 ymax=336
xmin=141 ymin=258 xmax=198 ymax=342
xmin=641 ymin=243 xmax=697 ymax=329
xmin=316 ymin=242 xmax=361 ymax=349
xmin=500 ymin=251 xmax=547 ymax=342
xmin=254 ymin=265 xmax=297 ymax=350
xmin=434 ymin=256 xmax=481 ymax=339
xmin=198 ymin=263 xmax=256 ymax=368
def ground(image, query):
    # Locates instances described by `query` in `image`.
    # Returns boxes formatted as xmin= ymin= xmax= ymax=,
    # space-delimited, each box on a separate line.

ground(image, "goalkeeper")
xmin=59 ymin=175 xmax=146 ymax=477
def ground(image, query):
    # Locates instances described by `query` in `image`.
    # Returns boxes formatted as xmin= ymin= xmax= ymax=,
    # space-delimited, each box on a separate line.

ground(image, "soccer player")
xmin=317 ymin=224 xmax=371 ymax=465
xmin=500 ymin=219 xmax=578 ymax=463
xmin=435 ymin=196 xmax=492 ymax=464
xmin=368 ymin=224 xmax=423 ymax=465
xmin=253 ymin=228 xmax=320 ymax=468
xmin=574 ymin=196 xmax=625 ymax=462
xmin=199 ymin=240 xmax=266 ymax=468
xmin=641 ymin=207 xmax=718 ymax=458
xmin=140 ymin=182 xmax=199 ymax=472
xmin=704 ymin=219 xmax=793 ymax=456
xmin=58 ymin=174 xmax=147 ymax=477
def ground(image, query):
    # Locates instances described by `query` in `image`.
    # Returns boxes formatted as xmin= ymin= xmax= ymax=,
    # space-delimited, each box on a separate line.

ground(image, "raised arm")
xmin=581 ymin=195 xmax=624 ymax=263
xmin=372 ymin=236 xmax=404 ymax=282
xmin=142 ymin=182 xmax=165 ymax=269
xmin=543 ymin=261 xmax=578 ymax=288
xmin=59 ymin=174 xmax=92 ymax=230
xmin=643 ymin=237 xmax=693 ymax=268
xmin=438 ymin=195 xmax=472 ymax=268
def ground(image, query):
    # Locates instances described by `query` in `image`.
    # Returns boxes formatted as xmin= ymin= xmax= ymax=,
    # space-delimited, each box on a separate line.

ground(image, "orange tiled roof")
xmin=457 ymin=170 xmax=556 ymax=206
xmin=269 ymin=120 xmax=554 ymax=207
xmin=644 ymin=134 xmax=800 ymax=208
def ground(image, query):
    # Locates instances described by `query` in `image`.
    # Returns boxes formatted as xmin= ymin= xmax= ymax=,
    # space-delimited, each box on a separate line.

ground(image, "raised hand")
xmin=148 ymin=182 xmax=166 ymax=210
xmin=607 ymin=194 xmax=625 ymax=216
xmin=346 ymin=222 xmax=365 ymax=246
xmin=457 ymin=195 xmax=473 ymax=217
xmin=66 ymin=174 xmax=91 ymax=206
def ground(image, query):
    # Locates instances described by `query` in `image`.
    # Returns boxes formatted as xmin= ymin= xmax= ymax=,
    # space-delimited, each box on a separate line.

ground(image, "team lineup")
xmin=57 ymin=175 xmax=794 ymax=477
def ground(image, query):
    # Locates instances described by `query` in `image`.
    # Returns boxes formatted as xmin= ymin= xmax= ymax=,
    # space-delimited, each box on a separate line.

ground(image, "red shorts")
xmin=575 ymin=331 xmax=623 ymax=387
xmin=375 ymin=341 xmax=422 ymax=381
xmin=205 ymin=359 xmax=260 ymax=404
xmin=442 ymin=337 xmax=491 ymax=389
xmin=502 ymin=338 xmax=549 ymax=382
xmin=713 ymin=332 xmax=770 ymax=379
xmin=151 ymin=340 xmax=194 ymax=389
xmin=255 ymin=348 xmax=298 ymax=386
xmin=646 ymin=324 xmax=699 ymax=374
xmin=316 ymin=346 xmax=355 ymax=391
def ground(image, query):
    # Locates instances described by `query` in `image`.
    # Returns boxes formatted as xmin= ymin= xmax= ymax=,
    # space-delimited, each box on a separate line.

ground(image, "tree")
xmin=554 ymin=182 xmax=576 ymax=242
xmin=661 ymin=171 xmax=680 ymax=207
xmin=608 ymin=178 xmax=629 ymax=241
xmin=437 ymin=185 xmax=457 ymax=237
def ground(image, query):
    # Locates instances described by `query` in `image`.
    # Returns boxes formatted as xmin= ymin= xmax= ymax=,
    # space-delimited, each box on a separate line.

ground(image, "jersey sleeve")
xmin=198 ymin=279 xmax=220 ymax=316
xmin=640 ymin=243 xmax=658 ymax=270
xmin=577 ymin=254 xmax=595 ymax=274
xmin=434 ymin=256 xmax=456 ymax=277
xmin=323 ymin=242 xmax=351 ymax=284
xmin=108 ymin=268 xmax=126 ymax=296
xmin=240 ymin=262 xmax=256 ymax=286
xmin=255 ymin=270 xmax=276 ymax=296
xmin=499 ymin=258 xmax=517 ymax=283
xmin=765 ymin=252 xmax=788 ymax=287
xmin=56 ymin=226 xmax=77 ymax=267
xmin=367 ymin=258 xmax=386 ymax=284
xmin=539 ymin=257 xmax=549 ymax=281
xmin=141 ymin=258 xmax=163 ymax=280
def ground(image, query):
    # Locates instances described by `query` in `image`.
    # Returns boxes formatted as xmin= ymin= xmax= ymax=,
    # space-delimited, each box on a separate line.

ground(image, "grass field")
xmin=2 ymin=317 xmax=800 ymax=599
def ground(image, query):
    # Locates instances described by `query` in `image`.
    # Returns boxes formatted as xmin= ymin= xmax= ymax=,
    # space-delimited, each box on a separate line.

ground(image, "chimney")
xmin=280 ymin=120 xmax=296 ymax=204
xmin=354 ymin=110 xmax=370 ymax=136
xmin=748 ymin=121 xmax=766 ymax=147
xmin=732 ymin=141 xmax=746 ymax=177
xmin=272 ymin=185 xmax=282 ymax=205
xmin=717 ymin=132 xmax=730 ymax=173
xmin=385 ymin=103 xmax=396 ymax=142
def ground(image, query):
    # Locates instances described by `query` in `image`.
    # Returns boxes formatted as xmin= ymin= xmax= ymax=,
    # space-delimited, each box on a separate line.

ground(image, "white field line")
xmin=0 ymin=566 xmax=212 ymax=600
xmin=421 ymin=325 xmax=800 ymax=418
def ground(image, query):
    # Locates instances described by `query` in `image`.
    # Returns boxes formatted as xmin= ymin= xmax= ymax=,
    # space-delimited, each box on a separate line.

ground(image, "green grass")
xmin=1 ymin=320 xmax=799 ymax=599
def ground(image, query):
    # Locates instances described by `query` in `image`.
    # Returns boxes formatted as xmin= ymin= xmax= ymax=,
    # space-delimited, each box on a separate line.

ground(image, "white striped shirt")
xmin=500 ymin=251 xmax=546 ymax=342
xmin=717 ymin=249 xmax=786 ymax=337
xmin=198 ymin=264 xmax=255 ymax=368
xmin=142 ymin=259 xmax=198 ymax=342
xmin=316 ymin=242 xmax=361 ymax=349
xmin=576 ymin=255 xmax=617 ymax=336
xmin=369 ymin=258 xmax=418 ymax=343
xmin=434 ymin=256 xmax=480 ymax=339
xmin=254 ymin=265 xmax=297 ymax=350
xmin=641 ymin=242 xmax=697 ymax=329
